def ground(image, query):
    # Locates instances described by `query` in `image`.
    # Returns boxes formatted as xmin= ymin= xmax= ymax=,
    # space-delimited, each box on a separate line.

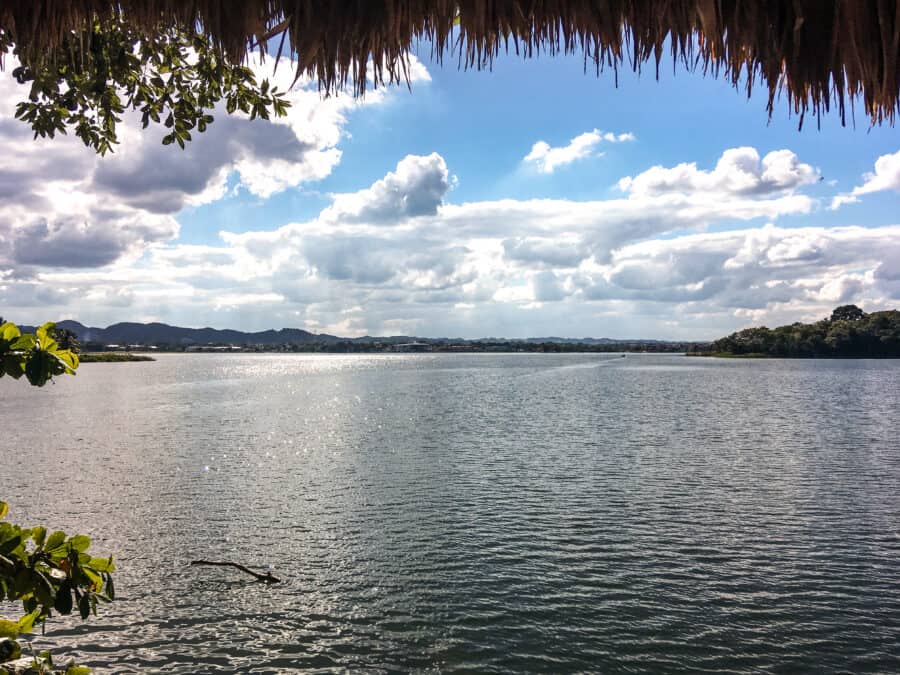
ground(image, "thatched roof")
xmin=2 ymin=1 xmax=899 ymax=126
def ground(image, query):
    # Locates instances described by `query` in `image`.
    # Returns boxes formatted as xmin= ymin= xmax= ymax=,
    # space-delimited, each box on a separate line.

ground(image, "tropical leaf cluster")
xmin=0 ymin=323 xmax=78 ymax=387
xmin=0 ymin=323 xmax=103 ymax=673
xmin=4 ymin=19 xmax=290 ymax=154
xmin=0 ymin=500 xmax=113 ymax=675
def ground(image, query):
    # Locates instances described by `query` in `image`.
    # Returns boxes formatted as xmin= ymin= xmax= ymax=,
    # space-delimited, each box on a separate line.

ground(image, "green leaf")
xmin=88 ymin=557 xmax=113 ymax=573
xmin=1 ymin=354 xmax=25 ymax=379
xmin=52 ymin=349 xmax=79 ymax=374
xmin=16 ymin=609 xmax=40 ymax=634
xmin=36 ymin=322 xmax=58 ymax=351
xmin=24 ymin=350 xmax=52 ymax=387
xmin=0 ymin=619 xmax=18 ymax=639
xmin=10 ymin=334 xmax=35 ymax=351
xmin=66 ymin=666 xmax=92 ymax=675
xmin=0 ymin=536 xmax=22 ymax=557
xmin=0 ymin=323 xmax=20 ymax=343
xmin=78 ymin=593 xmax=90 ymax=620
xmin=45 ymin=530 xmax=66 ymax=552
xmin=0 ymin=502 xmax=7 ymax=521
xmin=54 ymin=582 xmax=73 ymax=615
xmin=32 ymin=526 xmax=46 ymax=547
xmin=69 ymin=535 xmax=91 ymax=553
xmin=0 ymin=636 xmax=22 ymax=662
xmin=82 ymin=568 xmax=102 ymax=592
xmin=32 ymin=570 xmax=55 ymax=607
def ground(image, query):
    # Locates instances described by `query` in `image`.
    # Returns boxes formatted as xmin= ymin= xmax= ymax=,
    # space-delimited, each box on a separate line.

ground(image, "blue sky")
xmin=1 ymin=46 xmax=899 ymax=338
xmin=182 ymin=49 xmax=899 ymax=242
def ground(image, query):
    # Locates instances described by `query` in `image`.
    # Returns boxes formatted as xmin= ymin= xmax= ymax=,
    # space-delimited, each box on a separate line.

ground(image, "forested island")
xmin=690 ymin=305 xmax=900 ymax=358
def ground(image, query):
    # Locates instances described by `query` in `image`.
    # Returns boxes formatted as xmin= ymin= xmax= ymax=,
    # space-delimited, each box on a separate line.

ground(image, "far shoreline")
xmin=80 ymin=352 xmax=156 ymax=363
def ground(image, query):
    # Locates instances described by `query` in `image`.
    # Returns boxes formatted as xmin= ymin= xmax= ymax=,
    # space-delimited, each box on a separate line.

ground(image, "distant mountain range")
xmin=15 ymin=320 xmax=682 ymax=347
xmin=18 ymin=320 xmax=340 ymax=346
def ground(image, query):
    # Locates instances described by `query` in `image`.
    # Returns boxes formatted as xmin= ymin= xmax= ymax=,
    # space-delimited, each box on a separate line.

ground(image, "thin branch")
xmin=248 ymin=17 xmax=291 ymax=53
xmin=189 ymin=559 xmax=282 ymax=583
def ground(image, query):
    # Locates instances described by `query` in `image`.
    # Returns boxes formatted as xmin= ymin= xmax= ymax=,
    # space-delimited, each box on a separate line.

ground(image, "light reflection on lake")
xmin=2 ymin=353 xmax=899 ymax=672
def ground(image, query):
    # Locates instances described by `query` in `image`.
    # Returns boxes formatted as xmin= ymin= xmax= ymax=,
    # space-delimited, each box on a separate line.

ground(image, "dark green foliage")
xmin=79 ymin=352 xmax=154 ymax=362
xmin=51 ymin=328 xmax=80 ymax=355
xmin=1 ymin=326 xmax=109 ymax=673
xmin=0 ymin=501 xmax=114 ymax=674
xmin=710 ymin=305 xmax=900 ymax=357
xmin=830 ymin=304 xmax=867 ymax=322
xmin=5 ymin=19 xmax=290 ymax=154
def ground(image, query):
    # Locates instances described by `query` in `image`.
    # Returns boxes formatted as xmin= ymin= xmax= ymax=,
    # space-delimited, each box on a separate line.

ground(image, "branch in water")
xmin=189 ymin=560 xmax=282 ymax=583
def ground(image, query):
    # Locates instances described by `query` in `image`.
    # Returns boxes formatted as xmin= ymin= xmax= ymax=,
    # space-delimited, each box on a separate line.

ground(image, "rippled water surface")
xmin=2 ymin=353 xmax=900 ymax=673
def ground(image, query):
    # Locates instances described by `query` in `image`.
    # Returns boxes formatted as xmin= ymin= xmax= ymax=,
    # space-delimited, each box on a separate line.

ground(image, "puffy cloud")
xmin=524 ymin=129 xmax=634 ymax=174
xmin=0 ymin=53 xmax=430 ymax=272
xmin=831 ymin=149 xmax=900 ymax=208
xmin=532 ymin=271 xmax=567 ymax=301
xmin=442 ymin=146 xmax=815 ymax=262
xmin=618 ymin=147 xmax=818 ymax=197
xmin=322 ymin=153 xmax=450 ymax=224
xmin=90 ymin=117 xmax=324 ymax=212
xmin=6 ymin=134 xmax=893 ymax=339
xmin=0 ymin=280 xmax=78 ymax=308
xmin=503 ymin=237 xmax=587 ymax=268
xmin=587 ymin=225 xmax=900 ymax=312
xmin=9 ymin=215 xmax=177 ymax=268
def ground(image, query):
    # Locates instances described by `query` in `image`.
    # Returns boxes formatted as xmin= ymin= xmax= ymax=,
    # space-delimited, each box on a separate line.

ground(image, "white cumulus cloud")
xmin=6 ymin=144 xmax=894 ymax=340
xmin=0 ymin=53 xmax=430 ymax=271
xmin=618 ymin=147 xmax=818 ymax=197
xmin=831 ymin=149 xmax=900 ymax=209
xmin=322 ymin=153 xmax=450 ymax=224
xmin=524 ymin=129 xmax=634 ymax=174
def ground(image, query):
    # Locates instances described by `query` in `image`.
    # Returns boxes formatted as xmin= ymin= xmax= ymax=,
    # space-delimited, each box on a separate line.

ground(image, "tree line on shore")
xmin=94 ymin=340 xmax=695 ymax=354
xmin=690 ymin=305 xmax=900 ymax=358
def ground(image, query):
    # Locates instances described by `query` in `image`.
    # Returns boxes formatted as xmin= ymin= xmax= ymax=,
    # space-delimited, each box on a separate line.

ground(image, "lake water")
xmin=2 ymin=353 xmax=899 ymax=673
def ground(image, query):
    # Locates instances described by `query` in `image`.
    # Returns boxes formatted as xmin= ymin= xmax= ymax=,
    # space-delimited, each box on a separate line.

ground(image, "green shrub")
xmin=1 ymin=322 xmax=114 ymax=674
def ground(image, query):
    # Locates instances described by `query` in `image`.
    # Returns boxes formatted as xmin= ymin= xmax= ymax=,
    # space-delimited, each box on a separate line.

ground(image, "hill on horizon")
xmin=15 ymin=320 xmax=341 ymax=347
xmin=11 ymin=319 xmax=668 ymax=346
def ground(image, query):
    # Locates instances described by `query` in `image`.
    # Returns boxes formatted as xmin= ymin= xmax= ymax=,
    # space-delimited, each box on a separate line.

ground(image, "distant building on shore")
xmin=184 ymin=344 xmax=244 ymax=352
xmin=391 ymin=342 xmax=433 ymax=353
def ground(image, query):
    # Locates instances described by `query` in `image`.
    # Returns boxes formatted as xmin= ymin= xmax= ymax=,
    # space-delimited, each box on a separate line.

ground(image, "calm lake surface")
xmin=2 ymin=353 xmax=899 ymax=673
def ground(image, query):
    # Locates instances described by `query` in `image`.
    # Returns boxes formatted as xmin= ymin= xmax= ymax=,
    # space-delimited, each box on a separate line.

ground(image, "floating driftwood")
xmin=189 ymin=560 xmax=281 ymax=583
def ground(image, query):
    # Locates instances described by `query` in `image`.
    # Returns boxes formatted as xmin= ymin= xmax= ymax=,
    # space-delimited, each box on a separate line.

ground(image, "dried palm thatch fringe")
xmin=1 ymin=0 xmax=899 ymax=127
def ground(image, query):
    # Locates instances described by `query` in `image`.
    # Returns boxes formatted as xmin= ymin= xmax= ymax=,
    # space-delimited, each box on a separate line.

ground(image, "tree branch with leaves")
xmin=2 ymin=18 xmax=291 ymax=155
xmin=0 ymin=323 xmax=78 ymax=387
xmin=1 ymin=322 xmax=113 ymax=675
